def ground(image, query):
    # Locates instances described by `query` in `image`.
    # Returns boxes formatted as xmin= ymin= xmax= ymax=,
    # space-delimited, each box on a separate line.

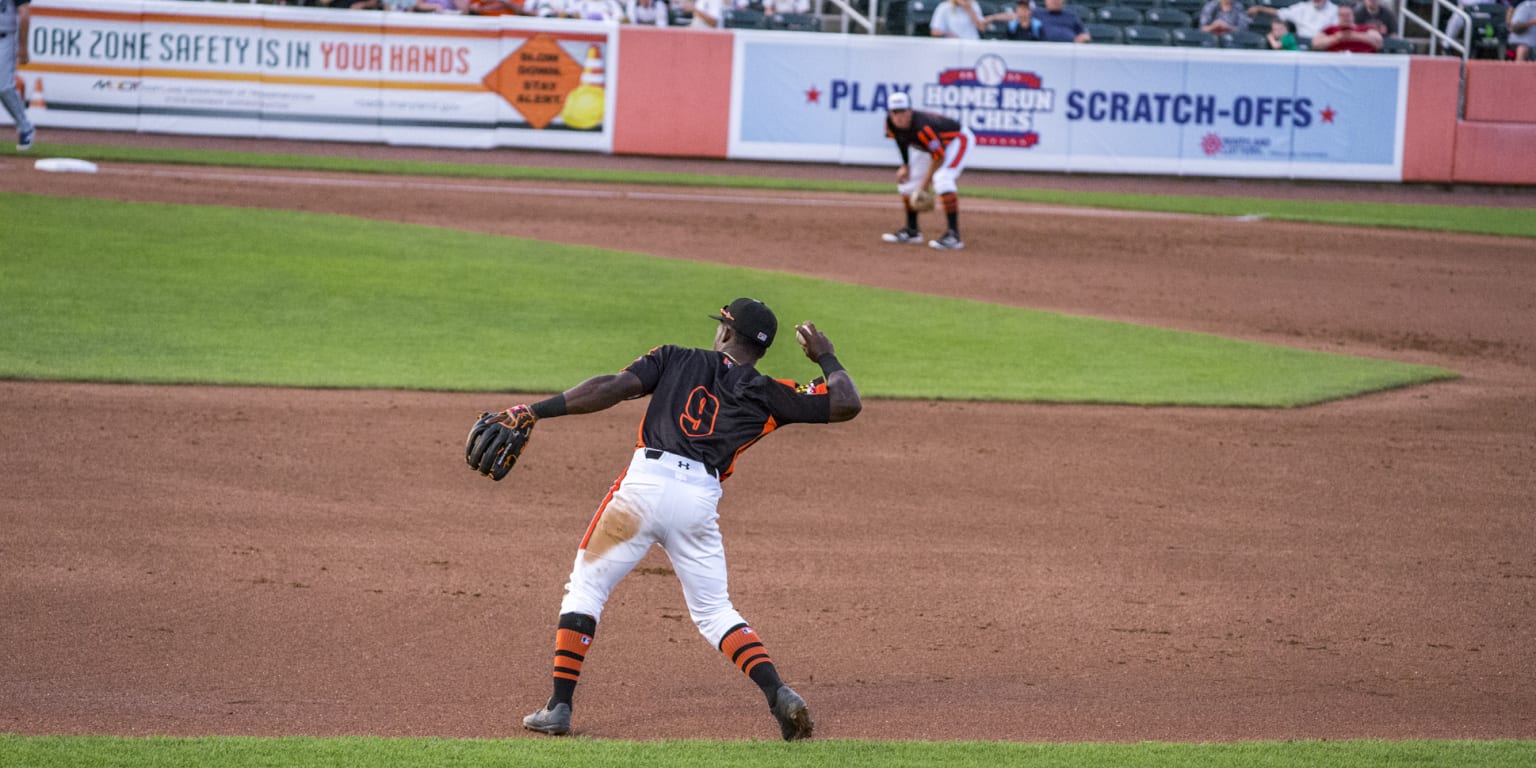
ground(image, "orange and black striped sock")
xmin=719 ymin=623 xmax=783 ymax=703
xmin=548 ymin=612 xmax=596 ymax=709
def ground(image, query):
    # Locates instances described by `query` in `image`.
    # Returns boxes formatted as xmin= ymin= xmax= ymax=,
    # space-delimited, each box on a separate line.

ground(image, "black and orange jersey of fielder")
xmin=625 ymin=345 xmax=830 ymax=479
xmin=885 ymin=110 xmax=964 ymax=165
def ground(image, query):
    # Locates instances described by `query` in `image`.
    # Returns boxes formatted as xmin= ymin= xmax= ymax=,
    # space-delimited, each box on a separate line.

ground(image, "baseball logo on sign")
xmin=974 ymin=54 xmax=1007 ymax=88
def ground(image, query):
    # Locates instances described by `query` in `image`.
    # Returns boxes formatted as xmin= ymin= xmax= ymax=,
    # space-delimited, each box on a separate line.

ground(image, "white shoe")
xmin=928 ymin=230 xmax=964 ymax=250
xmin=881 ymin=227 xmax=924 ymax=244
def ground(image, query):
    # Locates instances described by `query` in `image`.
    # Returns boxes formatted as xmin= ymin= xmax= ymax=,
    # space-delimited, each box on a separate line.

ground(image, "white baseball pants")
xmin=560 ymin=448 xmax=746 ymax=645
xmin=898 ymin=126 xmax=974 ymax=196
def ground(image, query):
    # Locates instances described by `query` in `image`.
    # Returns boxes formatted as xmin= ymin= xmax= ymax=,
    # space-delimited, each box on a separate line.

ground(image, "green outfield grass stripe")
xmin=11 ymin=142 xmax=1534 ymax=239
xmin=2 ymin=735 xmax=1535 ymax=768
xmin=0 ymin=193 xmax=1453 ymax=406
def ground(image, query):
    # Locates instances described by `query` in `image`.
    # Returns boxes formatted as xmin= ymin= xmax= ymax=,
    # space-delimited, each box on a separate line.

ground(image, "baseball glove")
xmin=465 ymin=411 xmax=532 ymax=481
xmin=908 ymin=187 xmax=936 ymax=212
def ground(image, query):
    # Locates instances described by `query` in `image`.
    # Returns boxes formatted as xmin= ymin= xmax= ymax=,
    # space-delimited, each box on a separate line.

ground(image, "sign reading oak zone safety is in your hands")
xmin=22 ymin=0 xmax=614 ymax=151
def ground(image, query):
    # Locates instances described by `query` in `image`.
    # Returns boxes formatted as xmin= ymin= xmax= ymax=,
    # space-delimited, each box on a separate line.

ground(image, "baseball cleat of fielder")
xmin=770 ymin=685 xmax=814 ymax=741
xmin=881 ymin=227 xmax=924 ymax=244
xmin=929 ymin=230 xmax=965 ymax=251
xmin=522 ymin=703 xmax=572 ymax=735
xmin=17 ymin=126 xmax=33 ymax=152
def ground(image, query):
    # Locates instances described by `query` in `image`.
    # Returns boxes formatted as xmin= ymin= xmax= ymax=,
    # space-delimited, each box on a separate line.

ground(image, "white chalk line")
xmin=96 ymin=165 xmax=1201 ymax=220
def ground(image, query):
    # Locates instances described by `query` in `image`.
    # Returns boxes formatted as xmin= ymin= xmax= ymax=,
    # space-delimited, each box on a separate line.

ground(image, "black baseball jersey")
xmin=885 ymin=110 xmax=964 ymax=165
xmin=625 ymin=345 xmax=830 ymax=479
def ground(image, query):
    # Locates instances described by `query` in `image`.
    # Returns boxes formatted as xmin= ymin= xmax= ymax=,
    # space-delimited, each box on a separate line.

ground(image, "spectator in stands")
xmin=1512 ymin=0 xmax=1536 ymax=60
xmin=1005 ymin=0 xmax=1042 ymax=39
xmin=1352 ymin=0 xmax=1396 ymax=36
xmin=765 ymin=0 xmax=813 ymax=13
xmin=1248 ymin=0 xmax=1337 ymax=39
xmin=930 ymin=0 xmax=1014 ymax=39
xmin=1267 ymin=17 xmax=1299 ymax=47
xmin=1312 ymin=5 xmax=1382 ymax=50
xmin=625 ymin=0 xmax=670 ymax=23
xmin=681 ymin=0 xmax=722 ymax=26
xmin=352 ymin=0 xmax=441 ymax=10
xmin=1036 ymin=0 xmax=1091 ymax=42
xmin=1445 ymin=0 xmax=1505 ymax=46
xmin=564 ymin=0 xmax=624 ymax=19
xmin=467 ymin=0 xmax=526 ymax=14
xmin=1200 ymin=0 xmax=1250 ymax=35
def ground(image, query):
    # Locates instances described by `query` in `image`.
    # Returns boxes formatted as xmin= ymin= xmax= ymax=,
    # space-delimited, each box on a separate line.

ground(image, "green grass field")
xmin=2 ymin=734 xmax=1534 ymax=768
xmin=0 ymin=147 xmax=1518 ymax=765
xmin=1 ymin=192 xmax=1451 ymax=406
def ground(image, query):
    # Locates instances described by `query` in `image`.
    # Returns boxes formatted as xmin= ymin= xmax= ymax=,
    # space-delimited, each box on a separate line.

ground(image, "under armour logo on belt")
xmin=677 ymin=461 xmax=691 ymax=470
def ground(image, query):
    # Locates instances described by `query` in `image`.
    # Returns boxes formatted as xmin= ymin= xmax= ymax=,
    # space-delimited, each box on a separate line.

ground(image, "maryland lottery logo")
xmin=923 ymin=54 xmax=1052 ymax=148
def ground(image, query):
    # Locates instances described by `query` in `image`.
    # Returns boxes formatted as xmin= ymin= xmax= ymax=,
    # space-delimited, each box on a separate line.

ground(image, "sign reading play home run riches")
xmin=729 ymin=32 xmax=1407 ymax=181
xmin=22 ymin=0 xmax=614 ymax=150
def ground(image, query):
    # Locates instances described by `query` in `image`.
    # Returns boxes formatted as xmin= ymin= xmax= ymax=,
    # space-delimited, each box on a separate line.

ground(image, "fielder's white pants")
xmin=560 ymin=448 xmax=746 ymax=645
xmin=898 ymin=126 xmax=974 ymax=197
xmin=0 ymin=31 xmax=32 ymax=133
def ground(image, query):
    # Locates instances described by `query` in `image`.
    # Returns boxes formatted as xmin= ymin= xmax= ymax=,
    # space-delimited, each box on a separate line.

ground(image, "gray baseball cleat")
xmin=929 ymin=230 xmax=965 ymax=251
xmin=522 ymin=703 xmax=571 ymax=735
xmin=770 ymin=685 xmax=814 ymax=741
xmin=881 ymin=227 xmax=924 ymax=244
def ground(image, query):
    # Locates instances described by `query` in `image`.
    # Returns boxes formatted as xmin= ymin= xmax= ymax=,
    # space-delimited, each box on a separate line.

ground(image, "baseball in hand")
xmin=796 ymin=325 xmax=810 ymax=346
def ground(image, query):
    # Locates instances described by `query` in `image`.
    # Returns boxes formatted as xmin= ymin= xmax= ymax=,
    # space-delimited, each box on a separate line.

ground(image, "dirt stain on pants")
xmin=584 ymin=498 xmax=640 ymax=561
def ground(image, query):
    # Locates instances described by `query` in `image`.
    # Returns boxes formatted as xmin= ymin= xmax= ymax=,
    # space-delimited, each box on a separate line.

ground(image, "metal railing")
xmin=1400 ymin=0 xmax=1472 ymax=58
xmin=816 ymin=0 xmax=879 ymax=33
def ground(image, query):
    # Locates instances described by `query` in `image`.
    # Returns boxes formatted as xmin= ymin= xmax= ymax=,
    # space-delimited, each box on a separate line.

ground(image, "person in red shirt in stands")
xmin=1311 ymin=5 xmax=1382 ymax=51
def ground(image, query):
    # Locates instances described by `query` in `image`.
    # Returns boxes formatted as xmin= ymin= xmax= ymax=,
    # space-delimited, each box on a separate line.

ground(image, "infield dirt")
xmin=2 ymin=132 xmax=1534 ymax=742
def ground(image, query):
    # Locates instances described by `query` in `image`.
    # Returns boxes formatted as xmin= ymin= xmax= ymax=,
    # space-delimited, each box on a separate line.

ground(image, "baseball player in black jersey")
xmin=494 ymin=298 xmax=861 ymax=740
xmin=881 ymin=91 xmax=975 ymax=251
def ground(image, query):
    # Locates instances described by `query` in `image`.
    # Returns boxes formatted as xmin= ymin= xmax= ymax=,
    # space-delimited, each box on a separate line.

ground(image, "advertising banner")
xmin=729 ymin=32 xmax=1407 ymax=181
xmin=22 ymin=0 xmax=616 ymax=150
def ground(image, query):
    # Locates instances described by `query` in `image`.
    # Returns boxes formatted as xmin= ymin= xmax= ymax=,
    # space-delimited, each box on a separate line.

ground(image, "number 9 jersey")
xmin=625 ymin=345 xmax=830 ymax=479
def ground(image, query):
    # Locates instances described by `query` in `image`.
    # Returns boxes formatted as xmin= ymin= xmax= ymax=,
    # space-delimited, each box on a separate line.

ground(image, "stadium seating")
xmin=1381 ymin=36 xmax=1415 ymax=54
xmin=906 ymin=0 xmax=935 ymax=35
xmin=1086 ymin=22 xmax=1125 ymax=42
xmin=1095 ymin=6 xmax=1143 ymax=26
xmin=1465 ymin=6 xmax=1509 ymax=59
xmin=1171 ymin=27 xmax=1218 ymax=45
xmin=1163 ymin=0 xmax=1208 ymax=16
xmin=1222 ymin=29 xmax=1267 ymax=47
xmin=1122 ymin=23 xmax=1171 ymax=43
xmin=1142 ymin=7 xmax=1191 ymax=27
xmin=767 ymin=11 xmax=821 ymax=29
xmin=1064 ymin=4 xmax=1097 ymax=23
xmin=1115 ymin=0 xmax=1159 ymax=11
xmin=723 ymin=7 xmax=765 ymax=27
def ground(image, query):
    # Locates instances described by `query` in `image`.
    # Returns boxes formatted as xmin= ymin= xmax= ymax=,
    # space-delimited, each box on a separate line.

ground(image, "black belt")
xmin=643 ymin=448 xmax=720 ymax=479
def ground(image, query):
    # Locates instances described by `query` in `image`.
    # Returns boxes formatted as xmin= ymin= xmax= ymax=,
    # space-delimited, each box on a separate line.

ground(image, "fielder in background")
xmin=486 ymin=298 xmax=861 ymax=741
xmin=1 ymin=0 xmax=34 ymax=152
xmin=881 ymin=91 xmax=974 ymax=251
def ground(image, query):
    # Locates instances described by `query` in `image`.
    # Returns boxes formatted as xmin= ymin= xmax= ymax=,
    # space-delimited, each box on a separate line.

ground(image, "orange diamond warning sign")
xmin=484 ymin=34 xmax=582 ymax=130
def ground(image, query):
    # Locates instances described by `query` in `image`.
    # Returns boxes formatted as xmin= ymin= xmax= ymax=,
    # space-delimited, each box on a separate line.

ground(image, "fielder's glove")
xmin=908 ymin=187 xmax=936 ymax=212
xmin=465 ymin=406 xmax=534 ymax=481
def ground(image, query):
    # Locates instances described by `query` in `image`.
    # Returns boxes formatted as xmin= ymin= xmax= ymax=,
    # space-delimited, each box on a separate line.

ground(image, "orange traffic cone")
xmin=559 ymin=45 xmax=604 ymax=131
xmin=29 ymin=78 xmax=45 ymax=110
